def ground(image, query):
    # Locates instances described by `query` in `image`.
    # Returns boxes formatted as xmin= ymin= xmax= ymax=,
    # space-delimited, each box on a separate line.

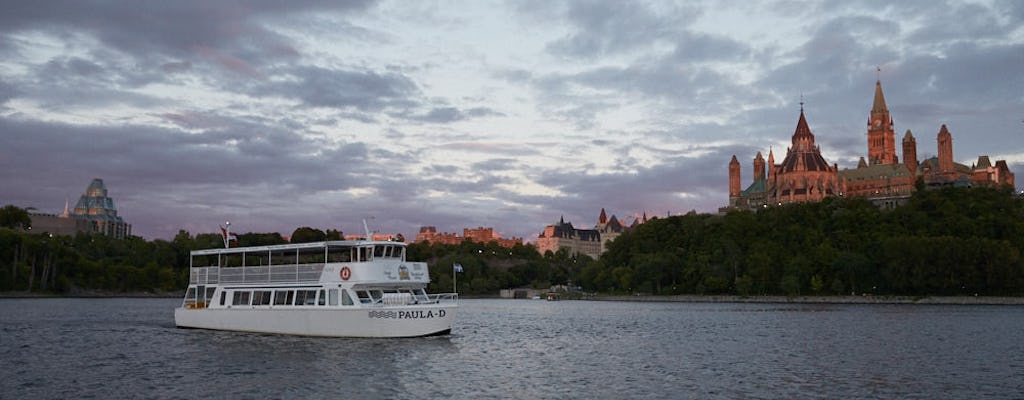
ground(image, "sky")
xmin=2 ymin=0 xmax=1022 ymax=241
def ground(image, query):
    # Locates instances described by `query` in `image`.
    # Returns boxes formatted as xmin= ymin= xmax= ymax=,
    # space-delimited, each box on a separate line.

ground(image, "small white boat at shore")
xmin=174 ymin=239 xmax=457 ymax=337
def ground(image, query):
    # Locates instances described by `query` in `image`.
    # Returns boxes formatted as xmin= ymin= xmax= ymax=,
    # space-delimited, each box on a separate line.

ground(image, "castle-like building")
xmin=536 ymin=209 xmax=647 ymax=259
xmin=728 ymin=79 xmax=1015 ymax=210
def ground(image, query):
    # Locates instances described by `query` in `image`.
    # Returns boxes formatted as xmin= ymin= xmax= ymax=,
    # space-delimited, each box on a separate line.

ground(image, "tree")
xmin=290 ymin=227 xmax=326 ymax=243
xmin=0 ymin=205 xmax=31 ymax=230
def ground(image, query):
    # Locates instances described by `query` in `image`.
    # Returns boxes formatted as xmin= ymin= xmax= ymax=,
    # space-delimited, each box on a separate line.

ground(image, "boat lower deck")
xmin=174 ymin=303 xmax=457 ymax=338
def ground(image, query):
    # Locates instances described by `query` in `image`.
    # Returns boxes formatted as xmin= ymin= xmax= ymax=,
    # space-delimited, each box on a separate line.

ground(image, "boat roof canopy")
xmin=190 ymin=240 xmax=405 ymax=256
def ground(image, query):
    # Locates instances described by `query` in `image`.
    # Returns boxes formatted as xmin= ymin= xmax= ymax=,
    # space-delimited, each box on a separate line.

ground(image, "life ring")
xmin=340 ymin=266 xmax=352 ymax=281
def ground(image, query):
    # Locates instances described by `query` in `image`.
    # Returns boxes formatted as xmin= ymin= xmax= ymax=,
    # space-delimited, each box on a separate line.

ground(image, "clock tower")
xmin=867 ymin=79 xmax=898 ymax=165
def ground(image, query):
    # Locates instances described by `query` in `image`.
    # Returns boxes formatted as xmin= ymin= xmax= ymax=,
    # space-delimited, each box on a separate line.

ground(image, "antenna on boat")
xmin=221 ymin=221 xmax=231 ymax=248
xmin=362 ymin=218 xmax=372 ymax=241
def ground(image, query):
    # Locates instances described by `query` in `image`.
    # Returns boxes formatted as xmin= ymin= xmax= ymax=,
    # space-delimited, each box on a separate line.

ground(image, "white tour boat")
xmin=174 ymin=238 xmax=457 ymax=337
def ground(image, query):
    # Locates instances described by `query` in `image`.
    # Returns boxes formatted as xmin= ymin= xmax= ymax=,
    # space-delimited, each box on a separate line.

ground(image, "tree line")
xmin=594 ymin=186 xmax=1024 ymax=296
xmin=2 ymin=186 xmax=1022 ymax=296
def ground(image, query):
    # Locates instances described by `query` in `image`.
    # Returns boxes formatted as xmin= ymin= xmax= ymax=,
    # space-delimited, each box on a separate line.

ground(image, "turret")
xmin=729 ymin=155 xmax=741 ymax=200
xmin=902 ymin=129 xmax=918 ymax=173
xmin=937 ymin=125 xmax=954 ymax=173
xmin=753 ymin=152 xmax=766 ymax=181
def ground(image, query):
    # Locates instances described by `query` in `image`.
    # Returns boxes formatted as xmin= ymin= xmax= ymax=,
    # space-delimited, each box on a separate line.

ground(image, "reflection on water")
xmin=1 ymin=298 xmax=1022 ymax=399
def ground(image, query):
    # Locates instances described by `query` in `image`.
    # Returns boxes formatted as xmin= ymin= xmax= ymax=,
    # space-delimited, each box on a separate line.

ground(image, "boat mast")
xmin=222 ymin=221 xmax=231 ymax=249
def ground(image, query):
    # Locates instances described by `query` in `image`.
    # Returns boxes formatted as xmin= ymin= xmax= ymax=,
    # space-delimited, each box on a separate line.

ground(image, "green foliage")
xmin=3 ymin=187 xmax=1021 ymax=297
xmin=0 ymin=205 xmax=32 ymax=230
xmin=596 ymin=187 xmax=1024 ymax=296
xmin=290 ymin=227 xmax=326 ymax=243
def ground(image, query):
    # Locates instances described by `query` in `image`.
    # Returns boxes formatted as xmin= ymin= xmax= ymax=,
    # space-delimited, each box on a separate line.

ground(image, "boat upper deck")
xmin=188 ymin=240 xmax=430 ymax=286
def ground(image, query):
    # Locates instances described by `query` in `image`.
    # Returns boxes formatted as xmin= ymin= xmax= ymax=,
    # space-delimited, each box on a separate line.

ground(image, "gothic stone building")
xmin=728 ymin=79 xmax=1015 ymax=210
xmin=537 ymin=209 xmax=647 ymax=259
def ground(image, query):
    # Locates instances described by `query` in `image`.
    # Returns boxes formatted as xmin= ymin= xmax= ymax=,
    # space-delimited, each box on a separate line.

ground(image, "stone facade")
xmin=536 ymin=209 xmax=645 ymax=259
xmin=728 ymin=79 xmax=1015 ymax=211
xmin=729 ymin=106 xmax=840 ymax=208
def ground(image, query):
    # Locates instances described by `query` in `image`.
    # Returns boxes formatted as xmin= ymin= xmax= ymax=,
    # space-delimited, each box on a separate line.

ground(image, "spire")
xmin=791 ymin=107 xmax=814 ymax=150
xmin=598 ymin=208 xmax=608 ymax=224
xmin=872 ymin=79 xmax=888 ymax=113
xmin=902 ymin=129 xmax=915 ymax=142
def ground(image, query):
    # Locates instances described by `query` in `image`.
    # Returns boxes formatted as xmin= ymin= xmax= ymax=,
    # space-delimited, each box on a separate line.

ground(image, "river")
xmin=1 ymin=298 xmax=1022 ymax=399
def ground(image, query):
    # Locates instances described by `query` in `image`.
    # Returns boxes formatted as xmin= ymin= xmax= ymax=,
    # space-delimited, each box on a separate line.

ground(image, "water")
xmin=2 ymin=298 xmax=1022 ymax=399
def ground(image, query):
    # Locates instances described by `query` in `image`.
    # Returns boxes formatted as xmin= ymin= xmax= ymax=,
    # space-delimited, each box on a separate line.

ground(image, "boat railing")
xmin=358 ymin=292 xmax=459 ymax=307
xmin=429 ymin=293 xmax=459 ymax=303
xmin=189 ymin=264 xmax=326 ymax=285
xmin=189 ymin=267 xmax=220 ymax=285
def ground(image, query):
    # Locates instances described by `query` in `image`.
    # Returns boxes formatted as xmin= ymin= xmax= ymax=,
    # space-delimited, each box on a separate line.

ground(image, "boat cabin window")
xmin=253 ymin=290 xmax=272 ymax=306
xmin=318 ymin=289 xmax=326 ymax=306
xmin=327 ymin=247 xmax=352 ymax=263
xmin=220 ymin=291 xmax=227 ymax=306
xmin=356 ymin=246 xmax=372 ymax=262
xmin=371 ymin=245 xmax=404 ymax=260
xmin=356 ymin=290 xmax=384 ymax=304
xmin=341 ymin=290 xmax=354 ymax=306
xmin=273 ymin=290 xmax=294 ymax=306
xmin=232 ymin=291 xmax=251 ymax=306
xmin=328 ymin=289 xmax=338 ymax=306
xmin=295 ymin=290 xmax=318 ymax=306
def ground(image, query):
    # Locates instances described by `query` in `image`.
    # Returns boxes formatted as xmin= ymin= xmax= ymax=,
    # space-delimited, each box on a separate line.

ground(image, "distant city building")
xmin=727 ymin=79 xmax=1015 ymax=211
xmin=27 ymin=178 xmax=132 ymax=238
xmin=536 ymin=209 xmax=647 ymax=259
xmin=27 ymin=201 xmax=91 ymax=236
xmin=414 ymin=226 xmax=523 ymax=248
xmin=345 ymin=233 xmax=400 ymax=241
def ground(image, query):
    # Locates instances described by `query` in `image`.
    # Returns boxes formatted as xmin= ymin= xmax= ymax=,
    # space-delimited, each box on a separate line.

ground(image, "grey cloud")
xmin=405 ymin=106 xmax=505 ymax=123
xmin=905 ymin=1 xmax=1016 ymax=45
xmin=545 ymin=1 xmax=697 ymax=58
xmin=264 ymin=66 xmax=419 ymax=112
xmin=471 ymin=158 xmax=519 ymax=172
xmin=0 ymin=1 xmax=376 ymax=67
xmin=0 ymin=79 xmax=19 ymax=104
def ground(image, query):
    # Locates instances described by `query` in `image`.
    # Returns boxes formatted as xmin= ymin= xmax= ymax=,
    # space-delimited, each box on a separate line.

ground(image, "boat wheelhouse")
xmin=174 ymin=240 xmax=457 ymax=337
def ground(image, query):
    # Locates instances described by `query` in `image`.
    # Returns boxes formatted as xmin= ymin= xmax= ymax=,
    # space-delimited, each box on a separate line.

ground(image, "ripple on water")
xmin=1 ymin=298 xmax=1024 ymax=399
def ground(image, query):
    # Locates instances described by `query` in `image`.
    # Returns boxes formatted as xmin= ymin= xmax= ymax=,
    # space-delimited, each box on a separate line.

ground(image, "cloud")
xmin=404 ymin=106 xmax=505 ymax=123
xmin=1 ymin=0 xmax=1021 ymax=242
xmin=261 ymin=65 xmax=419 ymax=112
xmin=544 ymin=1 xmax=698 ymax=58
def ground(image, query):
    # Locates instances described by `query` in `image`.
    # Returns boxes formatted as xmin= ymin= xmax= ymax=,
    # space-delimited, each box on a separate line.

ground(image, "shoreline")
xmin=2 ymin=291 xmax=1022 ymax=305
xmin=583 ymin=294 xmax=1024 ymax=305
xmin=0 ymin=290 xmax=184 ymax=299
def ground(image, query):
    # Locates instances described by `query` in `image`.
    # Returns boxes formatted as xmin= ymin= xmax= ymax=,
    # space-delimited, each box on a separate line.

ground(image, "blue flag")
xmin=453 ymin=263 xmax=463 ymax=273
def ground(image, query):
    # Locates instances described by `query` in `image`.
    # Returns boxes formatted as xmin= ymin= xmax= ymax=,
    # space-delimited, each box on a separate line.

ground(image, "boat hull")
xmin=174 ymin=305 xmax=456 ymax=338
